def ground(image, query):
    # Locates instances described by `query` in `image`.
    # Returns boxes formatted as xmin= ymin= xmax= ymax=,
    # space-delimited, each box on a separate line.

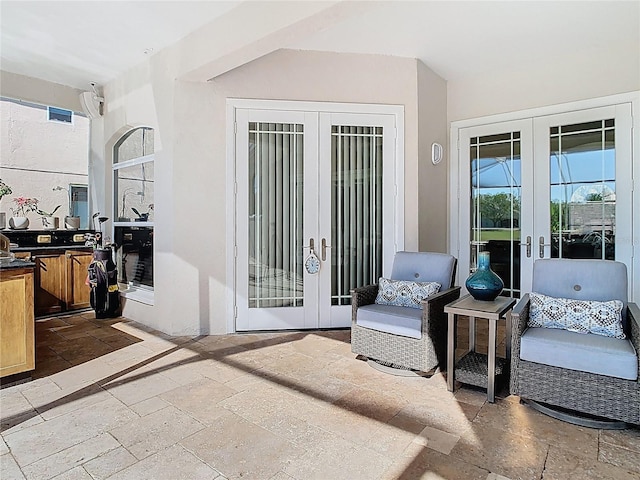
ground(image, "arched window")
xmin=113 ymin=127 xmax=154 ymax=295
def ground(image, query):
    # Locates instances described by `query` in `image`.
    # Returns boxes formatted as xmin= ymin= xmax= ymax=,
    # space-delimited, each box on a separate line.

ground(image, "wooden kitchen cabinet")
xmin=0 ymin=267 xmax=35 ymax=377
xmin=65 ymin=250 xmax=92 ymax=310
xmin=33 ymin=252 xmax=66 ymax=317
xmin=26 ymin=249 xmax=92 ymax=317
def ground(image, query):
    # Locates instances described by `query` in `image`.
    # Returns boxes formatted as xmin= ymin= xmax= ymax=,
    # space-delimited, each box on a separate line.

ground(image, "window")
xmin=48 ymin=106 xmax=73 ymax=123
xmin=69 ymin=185 xmax=89 ymax=229
xmin=113 ymin=127 xmax=154 ymax=295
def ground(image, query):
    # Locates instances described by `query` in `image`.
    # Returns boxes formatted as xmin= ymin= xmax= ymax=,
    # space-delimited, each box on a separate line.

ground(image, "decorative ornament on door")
xmin=304 ymin=251 xmax=320 ymax=275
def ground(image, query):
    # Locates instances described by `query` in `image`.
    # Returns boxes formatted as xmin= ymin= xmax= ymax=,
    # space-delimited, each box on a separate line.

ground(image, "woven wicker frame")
xmin=351 ymin=285 xmax=461 ymax=372
xmin=510 ymin=295 xmax=640 ymax=425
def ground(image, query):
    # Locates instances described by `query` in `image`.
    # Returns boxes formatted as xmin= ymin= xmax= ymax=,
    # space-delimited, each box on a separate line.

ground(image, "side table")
xmin=445 ymin=295 xmax=516 ymax=402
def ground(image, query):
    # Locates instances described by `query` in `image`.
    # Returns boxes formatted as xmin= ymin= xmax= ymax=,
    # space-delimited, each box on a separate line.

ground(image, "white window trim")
xmin=225 ymin=99 xmax=405 ymax=334
xmin=112 ymin=127 xmax=155 ymax=303
xmin=119 ymin=284 xmax=155 ymax=306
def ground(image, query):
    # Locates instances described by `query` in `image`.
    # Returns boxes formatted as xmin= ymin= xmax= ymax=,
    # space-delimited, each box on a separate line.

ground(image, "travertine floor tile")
xmin=82 ymin=446 xmax=138 ymax=480
xmin=600 ymin=427 xmax=640 ymax=453
xmin=180 ymin=410 xmax=304 ymax=480
xmin=414 ymin=424 xmax=461 ymax=455
xmin=4 ymin=396 xmax=137 ymax=467
xmin=381 ymin=443 xmax=490 ymax=480
xmin=472 ymin=397 xmax=599 ymax=460
xmin=7 ymin=313 xmax=640 ymax=480
xmin=284 ymin=441 xmax=392 ymax=480
xmin=21 ymin=432 xmax=119 ymax=480
xmin=159 ymin=378 xmax=235 ymax=425
xmin=108 ymin=406 xmax=205 ymax=460
xmin=50 ymin=466 xmax=92 ymax=480
xmin=543 ymin=446 xmax=639 ymax=480
xmin=128 ymin=397 xmax=171 ymax=417
xmin=108 ymin=444 xmax=221 ymax=480
xmin=451 ymin=424 xmax=548 ymax=480
xmin=365 ymin=411 xmax=427 ymax=458
xmin=598 ymin=438 xmax=640 ymax=474
xmin=103 ymin=369 xmax=181 ymax=406
xmin=0 ymin=452 xmax=26 ymax=480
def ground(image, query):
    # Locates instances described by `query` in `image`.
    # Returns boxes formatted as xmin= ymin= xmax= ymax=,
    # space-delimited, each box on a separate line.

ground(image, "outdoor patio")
xmin=1 ymin=313 xmax=639 ymax=480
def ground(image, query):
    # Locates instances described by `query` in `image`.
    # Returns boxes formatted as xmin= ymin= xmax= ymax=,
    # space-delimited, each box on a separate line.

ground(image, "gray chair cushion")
xmin=520 ymin=326 xmax=638 ymax=381
xmin=532 ymin=259 xmax=628 ymax=324
xmin=356 ymin=304 xmax=422 ymax=340
xmin=391 ymin=251 xmax=456 ymax=289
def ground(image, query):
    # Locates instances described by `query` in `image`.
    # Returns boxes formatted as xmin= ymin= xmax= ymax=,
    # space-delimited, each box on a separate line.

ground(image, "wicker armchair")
xmin=351 ymin=252 xmax=461 ymax=373
xmin=510 ymin=259 xmax=640 ymax=426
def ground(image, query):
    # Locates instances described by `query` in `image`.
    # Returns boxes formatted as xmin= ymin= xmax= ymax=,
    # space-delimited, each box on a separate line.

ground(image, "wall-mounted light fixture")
xmin=431 ymin=142 xmax=444 ymax=165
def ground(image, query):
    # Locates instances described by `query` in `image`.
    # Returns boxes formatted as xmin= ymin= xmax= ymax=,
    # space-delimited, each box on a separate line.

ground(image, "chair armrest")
xmin=420 ymin=286 xmax=461 ymax=334
xmin=510 ymin=294 xmax=530 ymax=337
xmin=351 ymin=284 xmax=379 ymax=310
xmin=627 ymin=302 xmax=640 ymax=381
xmin=509 ymin=294 xmax=530 ymax=394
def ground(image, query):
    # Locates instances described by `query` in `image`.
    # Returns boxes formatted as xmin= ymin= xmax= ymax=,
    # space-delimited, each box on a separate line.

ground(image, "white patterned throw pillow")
xmin=528 ymin=292 xmax=625 ymax=339
xmin=375 ymin=278 xmax=441 ymax=309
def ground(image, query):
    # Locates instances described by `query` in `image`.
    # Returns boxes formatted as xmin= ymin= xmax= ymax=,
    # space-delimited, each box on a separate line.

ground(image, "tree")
xmin=475 ymin=193 xmax=520 ymax=227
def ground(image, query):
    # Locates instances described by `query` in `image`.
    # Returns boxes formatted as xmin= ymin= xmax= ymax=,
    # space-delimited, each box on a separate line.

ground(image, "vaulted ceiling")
xmin=1 ymin=1 xmax=638 ymax=91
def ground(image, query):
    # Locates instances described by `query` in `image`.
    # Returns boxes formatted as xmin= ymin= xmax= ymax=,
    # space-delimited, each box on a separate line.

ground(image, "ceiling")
xmin=1 ymin=1 xmax=638 ymax=91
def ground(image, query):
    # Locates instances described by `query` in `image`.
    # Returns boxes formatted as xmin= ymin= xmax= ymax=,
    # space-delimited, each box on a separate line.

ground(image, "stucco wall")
xmin=447 ymin=43 xmax=640 ymax=122
xmin=101 ymin=48 xmax=448 ymax=335
xmin=0 ymin=97 xmax=89 ymax=225
xmin=417 ymin=61 xmax=448 ymax=253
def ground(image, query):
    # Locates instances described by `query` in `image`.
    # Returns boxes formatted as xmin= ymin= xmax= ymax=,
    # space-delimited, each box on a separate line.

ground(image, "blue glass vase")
xmin=465 ymin=251 xmax=504 ymax=301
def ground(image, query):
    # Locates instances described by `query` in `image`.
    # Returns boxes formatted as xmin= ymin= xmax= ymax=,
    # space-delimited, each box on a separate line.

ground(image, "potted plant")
xmin=131 ymin=206 xmax=150 ymax=222
xmin=9 ymin=196 xmax=38 ymax=230
xmin=0 ymin=179 xmax=12 ymax=229
xmin=35 ymin=204 xmax=62 ymax=230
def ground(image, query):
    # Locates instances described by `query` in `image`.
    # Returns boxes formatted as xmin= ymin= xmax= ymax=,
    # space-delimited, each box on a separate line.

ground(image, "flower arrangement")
xmin=0 ymin=179 xmax=12 ymax=201
xmin=11 ymin=197 xmax=39 ymax=217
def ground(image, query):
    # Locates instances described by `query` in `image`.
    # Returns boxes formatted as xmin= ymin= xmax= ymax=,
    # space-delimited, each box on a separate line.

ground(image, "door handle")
xmin=539 ymin=236 xmax=552 ymax=258
xmin=520 ymin=236 xmax=531 ymax=258
xmin=304 ymin=238 xmax=315 ymax=253
xmin=321 ymin=238 xmax=331 ymax=262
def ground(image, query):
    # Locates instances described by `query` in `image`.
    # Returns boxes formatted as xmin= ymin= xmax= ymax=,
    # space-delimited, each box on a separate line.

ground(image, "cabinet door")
xmin=0 ymin=268 xmax=35 ymax=377
xmin=66 ymin=250 xmax=92 ymax=310
xmin=33 ymin=253 xmax=65 ymax=316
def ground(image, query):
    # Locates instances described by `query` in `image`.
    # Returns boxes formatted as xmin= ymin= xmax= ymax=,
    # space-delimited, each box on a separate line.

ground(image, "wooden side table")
xmin=445 ymin=295 xmax=516 ymax=402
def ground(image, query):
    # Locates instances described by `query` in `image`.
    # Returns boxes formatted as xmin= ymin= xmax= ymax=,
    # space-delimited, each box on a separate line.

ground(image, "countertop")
xmin=11 ymin=245 xmax=93 ymax=252
xmin=0 ymin=259 xmax=36 ymax=270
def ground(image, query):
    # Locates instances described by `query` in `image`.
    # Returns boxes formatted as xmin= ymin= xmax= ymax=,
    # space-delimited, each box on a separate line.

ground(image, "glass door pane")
xmin=470 ymin=132 xmax=522 ymax=297
xmin=330 ymin=126 xmax=383 ymax=305
xmin=248 ymin=122 xmax=304 ymax=308
xmin=549 ymin=119 xmax=615 ymax=260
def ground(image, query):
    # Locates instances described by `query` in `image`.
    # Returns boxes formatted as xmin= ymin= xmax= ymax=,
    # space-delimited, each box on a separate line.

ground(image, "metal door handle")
xmin=321 ymin=238 xmax=331 ymax=262
xmin=539 ymin=236 xmax=552 ymax=258
xmin=304 ymin=238 xmax=315 ymax=252
xmin=520 ymin=236 xmax=531 ymax=258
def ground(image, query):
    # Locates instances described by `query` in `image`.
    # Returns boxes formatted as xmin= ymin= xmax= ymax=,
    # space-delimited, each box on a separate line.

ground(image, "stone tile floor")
xmin=1 ymin=312 xmax=639 ymax=480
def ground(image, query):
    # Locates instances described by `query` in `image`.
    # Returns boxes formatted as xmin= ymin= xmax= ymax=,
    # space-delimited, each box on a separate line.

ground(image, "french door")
xmin=235 ymin=107 xmax=398 ymax=331
xmin=458 ymin=104 xmax=633 ymax=297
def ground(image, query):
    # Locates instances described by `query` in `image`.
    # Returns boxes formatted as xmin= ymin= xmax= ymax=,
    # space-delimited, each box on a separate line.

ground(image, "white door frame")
xmin=450 ymin=92 xmax=640 ymax=302
xmin=226 ymin=99 xmax=405 ymax=333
